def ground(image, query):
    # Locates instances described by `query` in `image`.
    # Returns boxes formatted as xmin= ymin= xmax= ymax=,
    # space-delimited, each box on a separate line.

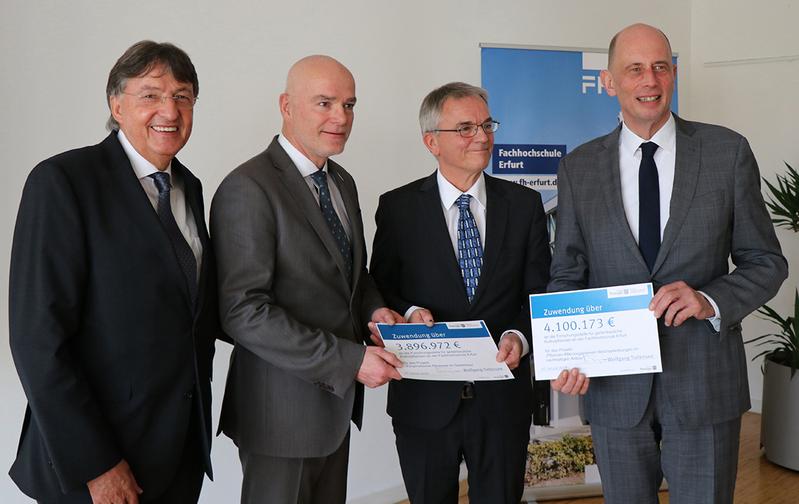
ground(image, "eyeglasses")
xmin=122 ymin=92 xmax=197 ymax=110
xmin=431 ymin=120 xmax=500 ymax=138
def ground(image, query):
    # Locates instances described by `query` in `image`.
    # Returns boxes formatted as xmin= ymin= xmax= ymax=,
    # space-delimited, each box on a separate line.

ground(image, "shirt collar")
xmin=278 ymin=134 xmax=329 ymax=177
xmin=620 ymin=113 xmax=676 ymax=157
xmin=436 ymin=170 xmax=487 ymax=211
xmin=117 ymin=130 xmax=173 ymax=179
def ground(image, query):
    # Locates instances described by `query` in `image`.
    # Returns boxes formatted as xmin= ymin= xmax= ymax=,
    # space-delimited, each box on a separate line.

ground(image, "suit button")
xmin=185 ymin=391 xmax=194 ymax=400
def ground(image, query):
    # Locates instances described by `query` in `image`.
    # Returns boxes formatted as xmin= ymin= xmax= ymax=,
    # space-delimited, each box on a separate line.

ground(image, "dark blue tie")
xmin=638 ymin=142 xmax=660 ymax=271
xmin=310 ymin=170 xmax=352 ymax=282
xmin=457 ymin=194 xmax=483 ymax=303
xmin=149 ymin=172 xmax=197 ymax=302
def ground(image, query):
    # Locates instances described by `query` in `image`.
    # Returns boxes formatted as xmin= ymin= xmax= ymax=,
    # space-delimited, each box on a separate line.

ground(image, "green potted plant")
xmin=745 ymin=162 xmax=799 ymax=470
xmin=748 ymin=294 xmax=799 ymax=378
xmin=763 ymin=162 xmax=799 ymax=232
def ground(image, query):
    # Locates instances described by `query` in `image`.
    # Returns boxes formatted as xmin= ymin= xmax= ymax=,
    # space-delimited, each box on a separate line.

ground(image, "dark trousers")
xmin=591 ymin=376 xmax=742 ymax=504
xmin=394 ymin=387 xmax=530 ymax=504
xmin=238 ymin=431 xmax=350 ymax=504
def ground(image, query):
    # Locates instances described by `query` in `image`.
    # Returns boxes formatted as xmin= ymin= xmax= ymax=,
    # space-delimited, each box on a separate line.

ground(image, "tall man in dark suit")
xmin=211 ymin=55 xmax=403 ymax=504
xmin=549 ymin=24 xmax=788 ymax=503
xmin=9 ymin=41 xmax=221 ymax=503
xmin=370 ymin=82 xmax=551 ymax=503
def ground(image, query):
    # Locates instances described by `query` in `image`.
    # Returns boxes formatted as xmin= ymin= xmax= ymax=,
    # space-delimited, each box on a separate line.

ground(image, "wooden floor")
xmin=398 ymin=412 xmax=799 ymax=503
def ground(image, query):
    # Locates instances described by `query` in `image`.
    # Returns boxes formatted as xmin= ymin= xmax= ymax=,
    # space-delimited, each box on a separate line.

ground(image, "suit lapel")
xmin=328 ymin=162 xmax=363 ymax=289
xmin=473 ymin=175 xmax=507 ymax=306
xmin=653 ymin=117 xmax=701 ymax=273
xmin=266 ymin=140 xmax=352 ymax=290
xmin=101 ymin=134 xmax=195 ymax=308
xmin=174 ymin=160 xmax=209 ymax=314
xmin=599 ymin=128 xmax=649 ymax=270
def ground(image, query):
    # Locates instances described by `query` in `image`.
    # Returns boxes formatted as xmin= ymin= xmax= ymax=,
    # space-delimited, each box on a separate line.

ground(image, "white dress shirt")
xmin=619 ymin=115 xmax=676 ymax=243
xmin=437 ymin=169 xmax=488 ymax=251
xmin=618 ymin=116 xmax=720 ymax=328
xmin=406 ymin=170 xmax=530 ymax=356
xmin=117 ymin=130 xmax=202 ymax=279
xmin=278 ymin=134 xmax=352 ymax=240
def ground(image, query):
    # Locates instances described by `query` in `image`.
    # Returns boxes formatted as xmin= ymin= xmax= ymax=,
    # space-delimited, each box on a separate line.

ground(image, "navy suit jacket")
xmin=9 ymin=133 xmax=221 ymax=500
xmin=371 ymin=172 xmax=551 ymax=430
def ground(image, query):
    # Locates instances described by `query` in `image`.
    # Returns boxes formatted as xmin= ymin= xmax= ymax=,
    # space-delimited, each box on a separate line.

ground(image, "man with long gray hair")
xmin=9 ymin=40 xmax=221 ymax=503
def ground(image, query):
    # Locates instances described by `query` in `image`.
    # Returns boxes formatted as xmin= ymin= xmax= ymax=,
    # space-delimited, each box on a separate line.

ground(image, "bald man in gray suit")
xmin=211 ymin=55 xmax=403 ymax=504
xmin=549 ymin=24 xmax=787 ymax=504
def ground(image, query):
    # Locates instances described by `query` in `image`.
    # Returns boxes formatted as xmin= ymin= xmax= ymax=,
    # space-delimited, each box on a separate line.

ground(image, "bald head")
xmin=279 ymin=55 xmax=357 ymax=167
xmin=608 ymin=23 xmax=672 ymax=71
xmin=285 ymin=55 xmax=354 ymax=94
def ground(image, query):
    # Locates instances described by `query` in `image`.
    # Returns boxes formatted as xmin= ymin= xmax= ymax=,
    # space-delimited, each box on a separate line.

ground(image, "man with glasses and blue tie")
xmin=370 ymin=82 xmax=551 ymax=503
xmin=9 ymin=41 xmax=221 ymax=503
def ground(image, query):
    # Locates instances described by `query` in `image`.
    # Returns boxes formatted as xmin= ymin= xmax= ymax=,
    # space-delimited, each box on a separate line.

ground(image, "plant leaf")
xmin=762 ymin=162 xmax=799 ymax=231
xmin=745 ymin=289 xmax=799 ymax=377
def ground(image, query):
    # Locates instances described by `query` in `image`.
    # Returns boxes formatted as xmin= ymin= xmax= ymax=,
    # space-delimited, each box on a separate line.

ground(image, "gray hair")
xmin=419 ymin=82 xmax=488 ymax=133
xmin=105 ymin=40 xmax=199 ymax=131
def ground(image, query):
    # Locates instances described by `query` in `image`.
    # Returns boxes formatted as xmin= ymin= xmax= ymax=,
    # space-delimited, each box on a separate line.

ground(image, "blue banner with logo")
xmin=481 ymin=46 xmax=678 ymax=213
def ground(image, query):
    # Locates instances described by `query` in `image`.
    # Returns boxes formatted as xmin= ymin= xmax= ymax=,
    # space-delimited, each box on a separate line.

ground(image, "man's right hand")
xmin=87 ymin=459 xmax=142 ymax=504
xmin=551 ymin=368 xmax=590 ymax=395
xmin=356 ymin=346 xmax=403 ymax=388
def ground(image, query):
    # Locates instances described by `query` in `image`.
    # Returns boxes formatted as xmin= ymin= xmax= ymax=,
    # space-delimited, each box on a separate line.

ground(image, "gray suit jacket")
xmin=549 ymin=115 xmax=787 ymax=428
xmin=211 ymin=137 xmax=384 ymax=458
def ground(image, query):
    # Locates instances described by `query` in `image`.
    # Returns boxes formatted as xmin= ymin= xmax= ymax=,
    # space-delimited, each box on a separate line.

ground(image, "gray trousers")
xmin=238 ymin=431 xmax=350 ymax=504
xmin=591 ymin=376 xmax=741 ymax=504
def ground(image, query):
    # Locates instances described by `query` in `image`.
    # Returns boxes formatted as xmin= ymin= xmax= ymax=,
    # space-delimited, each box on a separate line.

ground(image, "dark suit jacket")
xmin=549 ymin=115 xmax=788 ymax=428
xmin=370 ymin=172 xmax=551 ymax=430
xmin=211 ymin=137 xmax=384 ymax=458
xmin=9 ymin=133 xmax=220 ymax=501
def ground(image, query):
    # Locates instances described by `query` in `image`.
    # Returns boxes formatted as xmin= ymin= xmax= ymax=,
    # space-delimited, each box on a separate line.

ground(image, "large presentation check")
xmin=376 ymin=320 xmax=513 ymax=381
xmin=529 ymin=283 xmax=662 ymax=380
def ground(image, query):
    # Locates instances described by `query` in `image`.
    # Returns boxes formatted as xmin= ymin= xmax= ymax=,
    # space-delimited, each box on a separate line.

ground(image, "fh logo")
xmin=581 ymin=51 xmax=607 ymax=95
xmin=582 ymin=74 xmax=605 ymax=94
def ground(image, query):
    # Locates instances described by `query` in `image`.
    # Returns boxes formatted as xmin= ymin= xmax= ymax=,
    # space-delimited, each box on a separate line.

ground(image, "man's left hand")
xmin=649 ymin=280 xmax=715 ymax=327
xmin=367 ymin=307 xmax=404 ymax=345
xmin=496 ymin=334 xmax=523 ymax=370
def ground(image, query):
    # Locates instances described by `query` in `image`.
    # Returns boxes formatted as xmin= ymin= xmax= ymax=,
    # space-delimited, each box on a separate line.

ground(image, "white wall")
xmin=688 ymin=0 xmax=799 ymax=413
xmin=17 ymin=1 xmax=799 ymax=502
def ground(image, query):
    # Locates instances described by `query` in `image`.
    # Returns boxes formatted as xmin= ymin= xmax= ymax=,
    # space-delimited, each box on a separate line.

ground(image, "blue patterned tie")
xmin=638 ymin=142 xmax=660 ymax=271
xmin=149 ymin=172 xmax=197 ymax=303
xmin=457 ymin=194 xmax=483 ymax=303
xmin=310 ymin=170 xmax=352 ymax=282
